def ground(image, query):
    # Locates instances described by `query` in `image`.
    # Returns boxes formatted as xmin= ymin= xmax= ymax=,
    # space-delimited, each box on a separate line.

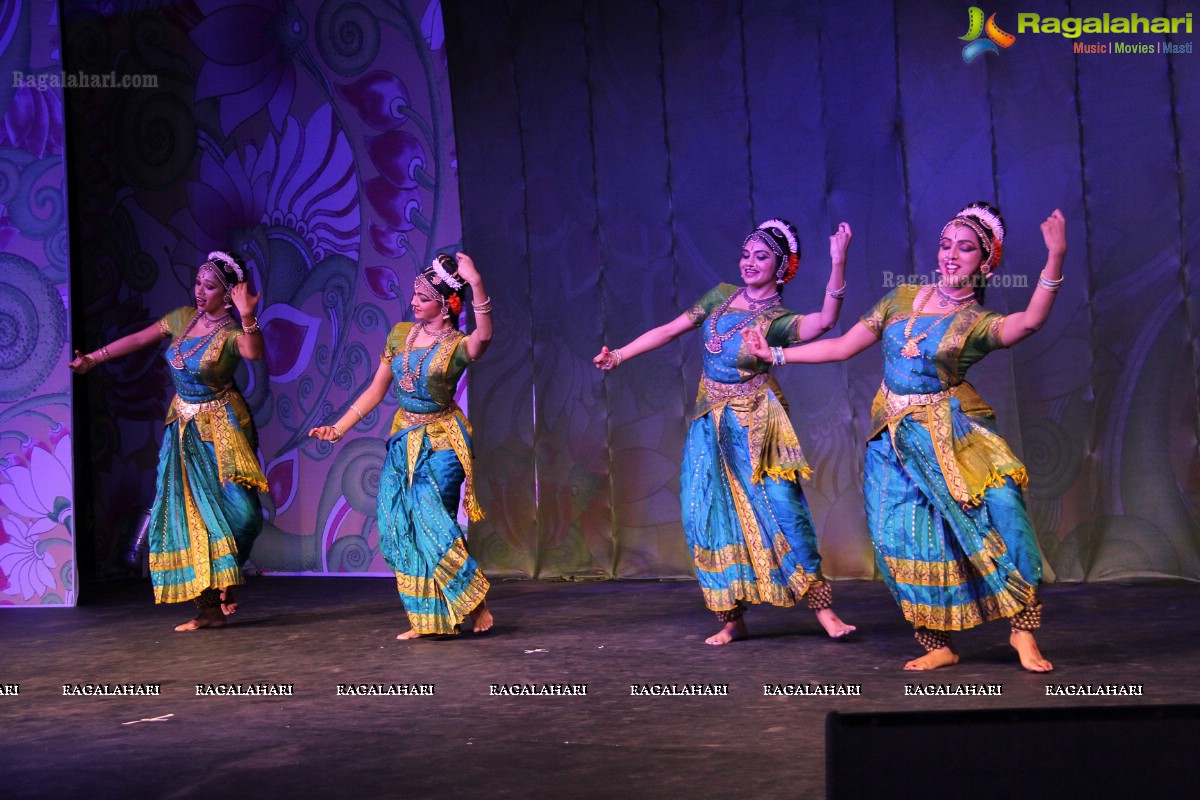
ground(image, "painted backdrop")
xmin=0 ymin=0 xmax=75 ymax=606
xmin=64 ymin=0 xmax=461 ymax=578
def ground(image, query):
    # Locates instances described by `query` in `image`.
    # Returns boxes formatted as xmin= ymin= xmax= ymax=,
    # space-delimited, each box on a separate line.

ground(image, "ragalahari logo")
xmin=960 ymin=7 xmax=1016 ymax=63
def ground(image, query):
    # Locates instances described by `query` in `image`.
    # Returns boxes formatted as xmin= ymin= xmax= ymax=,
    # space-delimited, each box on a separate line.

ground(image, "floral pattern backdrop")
xmin=63 ymin=0 xmax=461 ymax=579
xmin=0 ymin=0 xmax=75 ymax=606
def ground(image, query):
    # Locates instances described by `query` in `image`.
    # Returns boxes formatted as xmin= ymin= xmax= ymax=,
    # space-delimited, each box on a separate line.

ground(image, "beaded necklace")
xmin=398 ymin=322 xmax=459 ymax=391
xmin=170 ymin=311 xmax=232 ymax=369
xmin=933 ymin=284 xmax=975 ymax=309
xmin=899 ymin=287 xmax=973 ymax=358
xmin=705 ymin=288 xmax=780 ymax=353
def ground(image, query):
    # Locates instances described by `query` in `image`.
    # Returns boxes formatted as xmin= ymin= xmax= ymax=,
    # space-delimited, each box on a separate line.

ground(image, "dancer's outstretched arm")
xmin=309 ymin=359 xmax=393 ymax=442
xmin=594 ymin=313 xmax=695 ymax=370
xmin=744 ymin=321 xmax=878 ymax=365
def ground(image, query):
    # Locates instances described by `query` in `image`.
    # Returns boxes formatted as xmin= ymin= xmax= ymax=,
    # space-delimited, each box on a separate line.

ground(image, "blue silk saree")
xmin=861 ymin=286 xmax=1041 ymax=631
xmin=148 ymin=308 xmax=265 ymax=604
xmin=680 ymin=284 xmax=825 ymax=614
xmin=375 ymin=322 xmax=487 ymax=635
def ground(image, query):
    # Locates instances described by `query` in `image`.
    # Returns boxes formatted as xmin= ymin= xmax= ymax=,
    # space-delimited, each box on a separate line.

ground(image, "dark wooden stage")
xmin=3 ymin=579 xmax=1198 ymax=799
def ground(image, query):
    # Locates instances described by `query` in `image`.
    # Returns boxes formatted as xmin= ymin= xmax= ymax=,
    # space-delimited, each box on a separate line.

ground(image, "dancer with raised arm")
xmin=69 ymin=251 xmax=266 ymax=631
xmin=745 ymin=204 xmax=1065 ymax=671
xmin=595 ymin=219 xmax=855 ymax=645
xmin=310 ymin=253 xmax=493 ymax=639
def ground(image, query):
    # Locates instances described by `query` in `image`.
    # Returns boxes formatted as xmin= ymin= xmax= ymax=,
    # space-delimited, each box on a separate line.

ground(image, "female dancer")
xmin=310 ymin=253 xmax=493 ymax=639
xmin=595 ymin=219 xmax=856 ymax=645
xmin=745 ymin=204 xmax=1065 ymax=672
xmin=69 ymin=251 xmax=266 ymax=631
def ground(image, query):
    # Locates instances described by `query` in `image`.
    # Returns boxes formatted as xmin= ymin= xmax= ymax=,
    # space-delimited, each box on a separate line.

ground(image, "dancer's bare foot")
xmin=705 ymin=619 xmax=747 ymax=646
xmin=471 ymin=600 xmax=494 ymax=633
xmin=815 ymin=608 xmax=856 ymax=639
xmin=396 ymin=629 xmax=422 ymax=640
xmin=174 ymin=607 xmax=226 ymax=632
xmin=219 ymin=586 xmax=238 ymax=616
xmin=904 ymin=647 xmax=959 ymax=670
xmin=1010 ymin=630 xmax=1054 ymax=672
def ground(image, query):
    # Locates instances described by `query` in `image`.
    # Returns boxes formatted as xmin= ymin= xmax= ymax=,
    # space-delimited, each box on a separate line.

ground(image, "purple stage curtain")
xmin=444 ymin=0 xmax=1200 ymax=581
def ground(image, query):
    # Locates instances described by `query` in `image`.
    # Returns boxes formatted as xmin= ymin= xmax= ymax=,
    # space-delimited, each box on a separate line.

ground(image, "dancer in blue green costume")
xmin=596 ymin=219 xmax=856 ymax=645
xmin=70 ymin=251 xmax=266 ymax=631
xmin=310 ymin=253 xmax=493 ymax=639
xmin=746 ymin=203 xmax=1065 ymax=672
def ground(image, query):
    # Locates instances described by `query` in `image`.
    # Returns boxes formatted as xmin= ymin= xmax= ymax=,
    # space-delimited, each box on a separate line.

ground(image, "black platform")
xmin=3 ymin=579 xmax=1197 ymax=799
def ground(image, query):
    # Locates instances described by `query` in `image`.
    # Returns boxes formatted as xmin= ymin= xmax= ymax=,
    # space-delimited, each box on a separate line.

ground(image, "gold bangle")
xmin=100 ymin=345 xmax=112 ymax=361
xmin=331 ymin=425 xmax=344 ymax=442
xmin=242 ymin=322 xmax=261 ymax=334
xmin=349 ymin=404 xmax=364 ymax=422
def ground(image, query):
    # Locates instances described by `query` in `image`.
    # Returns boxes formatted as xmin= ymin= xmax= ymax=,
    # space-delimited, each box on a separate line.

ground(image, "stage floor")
xmin=3 ymin=578 xmax=1198 ymax=798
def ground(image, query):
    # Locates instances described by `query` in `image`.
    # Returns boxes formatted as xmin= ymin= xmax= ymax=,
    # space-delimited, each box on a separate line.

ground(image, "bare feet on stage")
xmin=397 ymin=600 xmax=494 ymax=639
xmin=471 ymin=600 xmax=494 ymax=633
xmin=174 ymin=607 xmax=226 ymax=632
xmin=904 ymin=647 xmax=959 ymax=670
xmin=220 ymin=586 xmax=238 ymax=616
xmin=815 ymin=608 xmax=856 ymax=639
xmin=705 ymin=618 xmax=747 ymax=646
xmin=1010 ymin=630 xmax=1054 ymax=672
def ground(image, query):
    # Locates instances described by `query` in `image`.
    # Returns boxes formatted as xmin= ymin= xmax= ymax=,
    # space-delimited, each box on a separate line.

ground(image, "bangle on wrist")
xmin=826 ymin=283 xmax=847 ymax=300
xmin=1037 ymin=272 xmax=1063 ymax=293
xmin=770 ymin=346 xmax=787 ymax=366
xmin=611 ymin=348 xmax=623 ymax=367
xmin=349 ymin=404 xmax=364 ymax=422
xmin=331 ymin=425 xmax=344 ymax=442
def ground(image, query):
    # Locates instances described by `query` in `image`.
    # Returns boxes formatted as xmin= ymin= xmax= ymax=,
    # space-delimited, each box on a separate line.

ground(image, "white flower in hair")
xmin=430 ymin=255 xmax=464 ymax=290
xmin=206 ymin=250 xmax=245 ymax=282
xmin=959 ymin=204 xmax=1005 ymax=243
xmin=757 ymin=219 xmax=799 ymax=255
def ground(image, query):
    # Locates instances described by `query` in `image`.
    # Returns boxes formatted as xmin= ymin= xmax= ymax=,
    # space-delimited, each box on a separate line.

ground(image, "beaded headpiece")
xmin=414 ymin=253 xmax=465 ymax=317
xmin=743 ymin=218 xmax=801 ymax=285
xmin=941 ymin=203 xmax=1006 ymax=271
xmin=201 ymin=250 xmax=246 ymax=289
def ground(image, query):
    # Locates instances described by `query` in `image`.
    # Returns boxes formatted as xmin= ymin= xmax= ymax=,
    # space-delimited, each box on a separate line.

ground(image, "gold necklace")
xmin=398 ymin=322 xmax=458 ymax=391
xmin=170 ymin=311 xmax=231 ymax=369
xmin=705 ymin=288 xmax=778 ymax=353
xmin=934 ymin=284 xmax=975 ymax=309
xmin=899 ymin=287 xmax=972 ymax=358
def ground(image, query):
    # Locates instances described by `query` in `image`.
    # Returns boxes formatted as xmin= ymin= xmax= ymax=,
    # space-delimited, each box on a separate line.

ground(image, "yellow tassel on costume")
xmin=759 ymin=465 xmax=813 ymax=483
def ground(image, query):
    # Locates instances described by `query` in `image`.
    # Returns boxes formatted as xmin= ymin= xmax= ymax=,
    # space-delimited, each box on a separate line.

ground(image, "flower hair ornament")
xmin=942 ymin=202 xmax=1006 ymax=273
xmin=744 ymin=218 xmax=801 ymax=285
xmin=202 ymin=250 xmax=246 ymax=288
xmin=415 ymin=253 xmax=465 ymax=317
